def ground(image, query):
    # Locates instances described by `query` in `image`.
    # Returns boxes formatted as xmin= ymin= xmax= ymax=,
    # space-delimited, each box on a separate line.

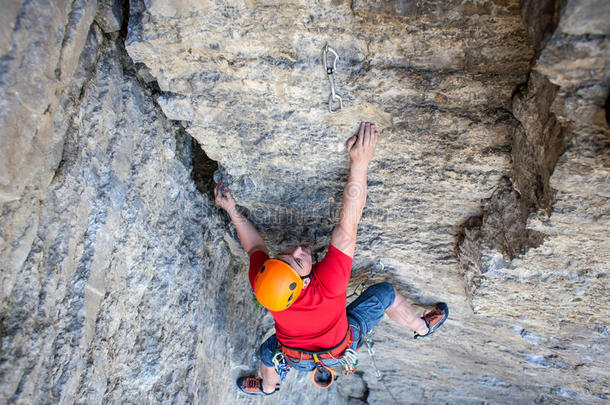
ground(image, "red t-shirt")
xmin=249 ymin=245 xmax=353 ymax=351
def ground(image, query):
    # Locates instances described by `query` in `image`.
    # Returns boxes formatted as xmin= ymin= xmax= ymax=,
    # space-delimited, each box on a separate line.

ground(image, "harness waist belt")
xmin=278 ymin=327 xmax=354 ymax=361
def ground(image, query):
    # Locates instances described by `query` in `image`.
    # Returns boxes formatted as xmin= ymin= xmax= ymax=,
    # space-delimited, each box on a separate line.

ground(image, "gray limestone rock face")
xmin=95 ymin=0 xmax=125 ymax=34
xmin=0 ymin=0 xmax=608 ymax=404
xmin=0 ymin=9 xmax=260 ymax=404
xmin=0 ymin=0 xmax=98 ymax=202
xmin=457 ymin=0 xmax=610 ymax=403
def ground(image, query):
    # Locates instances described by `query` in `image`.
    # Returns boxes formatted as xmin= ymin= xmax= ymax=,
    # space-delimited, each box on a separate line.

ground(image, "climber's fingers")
xmin=214 ymin=182 xmax=222 ymax=200
xmin=223 ymin=186 xmax=232 ymax=199
xmin=346 ymin=135 xmax=357 ymax=151
xmin=363 ymin=122 xmax=371 ymax=146
xmin=358 ymin=122 xmax=365 ymax=147
xmin=368 ymin=124 xmax=377 ymax=147
xmin=214 ymin=181 xmax=228 ymax=200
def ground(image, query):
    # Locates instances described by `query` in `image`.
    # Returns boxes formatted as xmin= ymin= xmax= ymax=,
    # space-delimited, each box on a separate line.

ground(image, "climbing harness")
xmin=276 ymin=327 xmax=358 ymax=388
xmin=277 ymin=326 xmax=354 ymax=363
xmin=323 ymin=43 xmax=344 ymax=113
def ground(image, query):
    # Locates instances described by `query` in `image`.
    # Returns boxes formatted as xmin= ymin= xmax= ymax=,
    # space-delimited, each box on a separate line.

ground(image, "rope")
xmin=364 ymin=333 xmax=400 ymax=405
xmin=347 ymin=261 xmax=384 ymax=299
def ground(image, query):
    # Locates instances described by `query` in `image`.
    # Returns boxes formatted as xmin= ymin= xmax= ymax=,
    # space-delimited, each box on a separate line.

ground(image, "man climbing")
xmin=214 ymin=122 xmax=448 ymax=395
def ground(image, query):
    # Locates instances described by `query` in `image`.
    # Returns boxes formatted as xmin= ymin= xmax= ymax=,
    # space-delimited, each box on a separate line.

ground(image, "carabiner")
xmin=323 ymin=43 xmax=343 ymax=113
xmin=323 ymin=43 xmax=339 ymax=75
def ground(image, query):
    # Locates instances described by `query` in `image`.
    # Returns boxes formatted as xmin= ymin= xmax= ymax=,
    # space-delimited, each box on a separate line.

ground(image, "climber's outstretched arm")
xmin=214 ymin=182 xmax=269 ymax=257
xmin=330 ymin=122 xmax=378 ymax=258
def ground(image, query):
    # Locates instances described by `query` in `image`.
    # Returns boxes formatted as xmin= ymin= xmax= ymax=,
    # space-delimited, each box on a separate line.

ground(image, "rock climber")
xmin=214 ymin=122 xmax=448 ymax=395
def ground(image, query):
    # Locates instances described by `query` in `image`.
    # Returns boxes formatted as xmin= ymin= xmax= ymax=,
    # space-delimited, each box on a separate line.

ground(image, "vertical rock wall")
xmin=0 ymin=0 xmax=98 ymax=202
xmin=0 ymin=2 xmax=269 ymax=404
xmin=456 ymin=0 xmax=610 ymax=402
xmin=0 ymin=0 xmax=608 ymax=404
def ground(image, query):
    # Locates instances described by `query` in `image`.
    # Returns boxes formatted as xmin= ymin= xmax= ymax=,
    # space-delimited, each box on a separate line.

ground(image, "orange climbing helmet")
xmin=254 ymin=259 xmax=303 ymax=312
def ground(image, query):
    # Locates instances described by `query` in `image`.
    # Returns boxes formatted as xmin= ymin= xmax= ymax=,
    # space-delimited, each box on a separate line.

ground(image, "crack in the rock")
xmin=454 ymin=0 xmax=567 ymax=304
xmin=116 ymin=0 xmax=218 ymax=200
xmin=55 ymin=0 xmax=80 ymax=80
xmin=605 ymin=90 xmax=610 ymax=128
xmin=454 ymin=176 xmax=549 ymax=300
xmin=52 ymin=24 xmax=106 ymax=187
xmin=190 ymin=136 xmax=219 ymax=199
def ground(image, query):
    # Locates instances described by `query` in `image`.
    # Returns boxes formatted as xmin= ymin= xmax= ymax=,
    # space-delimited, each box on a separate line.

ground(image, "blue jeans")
xmin=259 ymin=282 xmax=396 ymax=372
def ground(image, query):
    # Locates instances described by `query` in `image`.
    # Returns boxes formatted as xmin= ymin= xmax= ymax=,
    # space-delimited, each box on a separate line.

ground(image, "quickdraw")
xmin=364 ymin=332 xmax=400 ymax=404
xmin=338 ymin=348 xmax=359 ymax=375
xmin=271 ymin=351 xmax=291 ymax=381
xmin=348 ymin=261 xmax=384 ymax=299
xmin=364 ymin=334 xmax=382 ymax=379
xmin=322 ymin=43 xmax=344 ymax=113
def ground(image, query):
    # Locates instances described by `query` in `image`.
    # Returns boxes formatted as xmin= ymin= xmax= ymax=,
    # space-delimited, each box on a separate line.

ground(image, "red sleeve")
xmin=314 ymin=244 xmax=353 ymax=297
xmin=248 ymin=250 xmax=270 ymax=290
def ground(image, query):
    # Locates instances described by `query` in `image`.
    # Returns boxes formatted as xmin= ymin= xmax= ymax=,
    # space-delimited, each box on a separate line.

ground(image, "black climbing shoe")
xmin=236 ymin=376 xmax=278 ymax=396
xmin=414 ymin=302 xmax=449 ymax=339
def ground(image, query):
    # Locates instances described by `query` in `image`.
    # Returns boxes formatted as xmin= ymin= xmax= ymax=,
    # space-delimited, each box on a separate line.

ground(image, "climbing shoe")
xmin=414 ymin=302 xmax=449 ymax=339
xmin=236 ymin=376 xmax=278 ymax=396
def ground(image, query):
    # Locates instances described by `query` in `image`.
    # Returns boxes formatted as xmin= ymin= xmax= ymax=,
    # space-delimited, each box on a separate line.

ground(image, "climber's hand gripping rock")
xmin=330 ymin=122 xmax=378 ymax=258
xmin=346 ymin=121 xmax=378 ymax=168
xmin=214 ymin=181 xmax=236 ymax=212
xmin=214 ymin=181 xmax=268 ymax=256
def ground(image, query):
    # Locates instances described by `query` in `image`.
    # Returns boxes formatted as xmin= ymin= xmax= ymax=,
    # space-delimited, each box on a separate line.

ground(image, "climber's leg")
xmin=386 ymin=288 xmax=449 ymax=339
xmin=258 ymin=334 xmax=281 ymax=392
xmin=346 ymin=282 xmax=397 ymax=347
xmin=385 ymin=288 xmax=429 ymax=336
xmin=260 ymin=362 xmax=280 ymax=393
xmin=347 ymin=282 xmax=448 ymax=340
xmin=236 ymin=334 xmax=282 ymax=395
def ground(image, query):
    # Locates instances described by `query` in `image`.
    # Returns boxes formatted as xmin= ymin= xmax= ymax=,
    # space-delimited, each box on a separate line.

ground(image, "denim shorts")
xmin=259 ymin=282 xmax=396 ymax=372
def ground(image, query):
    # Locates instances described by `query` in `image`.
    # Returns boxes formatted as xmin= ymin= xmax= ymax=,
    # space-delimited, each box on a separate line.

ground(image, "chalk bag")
xmin=311 ymin=362 xmax=337 ymax=389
